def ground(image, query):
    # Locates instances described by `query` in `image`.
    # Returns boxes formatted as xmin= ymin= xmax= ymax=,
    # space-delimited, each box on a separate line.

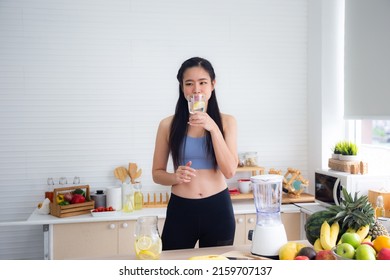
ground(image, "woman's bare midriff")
xmin=171 ymin=169 xmax=227 ymax=199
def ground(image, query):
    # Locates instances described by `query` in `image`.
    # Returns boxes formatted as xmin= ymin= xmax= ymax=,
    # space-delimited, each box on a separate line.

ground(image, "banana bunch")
xmin=313 ymin=220 xmax=340 ymax=251
xmin=347 ymin=224 xmax=370 ymax=242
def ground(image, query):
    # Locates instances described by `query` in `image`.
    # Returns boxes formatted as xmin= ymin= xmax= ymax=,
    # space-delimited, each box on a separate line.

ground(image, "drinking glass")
xmin=187 ymin=94 xmax=206 ymax=114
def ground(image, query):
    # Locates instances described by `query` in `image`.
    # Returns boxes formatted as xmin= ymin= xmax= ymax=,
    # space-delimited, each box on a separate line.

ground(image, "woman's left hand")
xmin=188 ymin=112 xmax=216 ymax=131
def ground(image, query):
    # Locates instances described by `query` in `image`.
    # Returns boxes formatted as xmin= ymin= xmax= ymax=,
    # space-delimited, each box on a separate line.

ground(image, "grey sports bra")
xmin=179 ymin=135 xmax=214 ymax=169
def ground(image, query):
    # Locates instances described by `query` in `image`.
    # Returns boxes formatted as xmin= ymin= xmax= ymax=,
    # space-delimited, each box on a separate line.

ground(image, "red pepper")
xmin=71 ymin=194 xmax=86 ymax=204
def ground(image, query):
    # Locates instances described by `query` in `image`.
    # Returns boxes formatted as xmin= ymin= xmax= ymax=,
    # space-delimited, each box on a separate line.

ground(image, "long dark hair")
xmin=169 ymin=57 xmax=224 ymax=170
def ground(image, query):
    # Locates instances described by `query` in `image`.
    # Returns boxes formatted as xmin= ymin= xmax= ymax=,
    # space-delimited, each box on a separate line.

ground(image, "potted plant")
xmin=337 ymin=141 xmax=359 ymax=161
xmin=331 ymin=142 xmax=343 ymax=159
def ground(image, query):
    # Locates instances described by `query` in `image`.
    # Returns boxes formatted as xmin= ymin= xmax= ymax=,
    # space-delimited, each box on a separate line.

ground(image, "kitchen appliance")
xmin=248 ymin=174 xmax=287 ymax=259
xmin=315 ymin=169 xmax=390 ymax=207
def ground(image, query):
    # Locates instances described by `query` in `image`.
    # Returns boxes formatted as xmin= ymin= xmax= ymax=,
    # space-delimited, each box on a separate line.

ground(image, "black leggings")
xmin=161 ymin=188 xmax=236 ymax=250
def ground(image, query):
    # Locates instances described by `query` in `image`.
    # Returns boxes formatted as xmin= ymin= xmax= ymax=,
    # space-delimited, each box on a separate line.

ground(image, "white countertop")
xmin=10 ymin=200 xmax=301 ymax=226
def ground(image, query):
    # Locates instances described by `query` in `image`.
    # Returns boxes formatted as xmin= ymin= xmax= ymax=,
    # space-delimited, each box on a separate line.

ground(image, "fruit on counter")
xmin=319 ymin=220 xmax=339 ymax=250
xmin=71 ymin=194 xmax=86 ymax=204
xmin=335 ymin=243 xmax=355 ymax=259
xmin=278 ymin=242 xmax=306 ymax=260
xmin=377 ymin=248 xmax=390 ymax=260
xmin=355 ymin=244 xmax=376 ymax=260
xmin=339 ymin=232 xmax=361 ymax=249
xmin=315 ymin=250 xmax=336 ymax=260
xmin=305 ymin=187 xmax=376 ymax=246
xmin=188 ymin=255 xmax=229 ymax=260
xmin=313 ymin=238 xmax=324 ymax=252
xmin=368 ymin=219 xmax=389 ymax=240
xmin=91 ymin=206 xmax=115 ymax=212
xmin=294 ymin=255 xmax=309 ymax=260
xmin=296 ymin=246 xmax=317 ymax=260
xmin=372 ymin=235 xmax=390 ymax=253
xmin=304 ymin=210 xmax=335 ymax=245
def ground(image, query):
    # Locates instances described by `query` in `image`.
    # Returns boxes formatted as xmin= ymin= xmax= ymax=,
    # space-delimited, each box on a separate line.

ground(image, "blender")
xmin=248 ymin=174 xmax=287 ymax=259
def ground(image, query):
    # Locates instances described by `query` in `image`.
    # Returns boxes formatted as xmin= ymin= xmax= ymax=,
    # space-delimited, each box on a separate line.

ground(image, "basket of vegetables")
xmin=50 ymin=185 xmax=95 ymax=218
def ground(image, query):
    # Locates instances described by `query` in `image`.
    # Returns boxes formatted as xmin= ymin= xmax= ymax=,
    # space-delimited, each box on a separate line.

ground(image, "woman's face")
xmin=182 ymin=66 xmax=215 ymax=101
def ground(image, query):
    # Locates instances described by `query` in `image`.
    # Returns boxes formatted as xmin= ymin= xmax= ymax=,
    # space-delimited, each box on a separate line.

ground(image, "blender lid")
xmin=250 ymin=174 xmax=283 ymax=183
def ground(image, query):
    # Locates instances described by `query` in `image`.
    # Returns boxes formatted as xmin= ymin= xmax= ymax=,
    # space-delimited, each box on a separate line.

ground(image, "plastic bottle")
xmin=375 ymin=195 xmax=385 ymax=218
xmin=134 ymin=182 xmax=143 ymax=210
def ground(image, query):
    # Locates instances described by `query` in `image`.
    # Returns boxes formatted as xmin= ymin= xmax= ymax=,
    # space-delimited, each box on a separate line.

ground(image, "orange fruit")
xmin=372 ymin=235 xmax=390 ymax=253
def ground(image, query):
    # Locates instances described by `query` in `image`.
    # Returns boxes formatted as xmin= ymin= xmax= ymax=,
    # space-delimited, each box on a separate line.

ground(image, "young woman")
xmin=152 ymin=57 xmax=238 ymax=250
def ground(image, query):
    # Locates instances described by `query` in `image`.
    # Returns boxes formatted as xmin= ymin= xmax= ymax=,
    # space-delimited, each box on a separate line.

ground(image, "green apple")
xmin=340 ymin=232 xmax=361 ymax=249
xmin=355 ymin=244 xmax=376 ymax=260
xmin=335 ymin=243 xmax=355 ymax=259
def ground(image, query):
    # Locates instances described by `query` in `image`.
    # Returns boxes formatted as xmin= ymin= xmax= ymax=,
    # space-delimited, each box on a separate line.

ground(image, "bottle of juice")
xmin=375 ymin=195 xmax=385 ymax=218
xmin=134 ymin=182 xmax=143 ymax=210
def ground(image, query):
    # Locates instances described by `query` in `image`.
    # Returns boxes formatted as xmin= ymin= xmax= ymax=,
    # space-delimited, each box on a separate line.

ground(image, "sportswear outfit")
xmin=161 ymin=136 xmax=236 ymax=250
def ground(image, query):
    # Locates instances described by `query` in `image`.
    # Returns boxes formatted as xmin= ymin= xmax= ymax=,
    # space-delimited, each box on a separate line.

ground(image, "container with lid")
xmin=90 ymin=190 xmax=107 ymax=208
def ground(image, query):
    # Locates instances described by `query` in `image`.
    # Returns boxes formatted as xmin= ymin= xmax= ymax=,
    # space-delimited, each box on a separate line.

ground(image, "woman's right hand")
xmin=175 ymin=161 xmax=196 ymax=184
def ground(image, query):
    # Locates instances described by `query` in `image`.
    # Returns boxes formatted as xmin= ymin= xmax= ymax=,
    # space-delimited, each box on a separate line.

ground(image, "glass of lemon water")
xmin=188 ymin=93 xmax=206 ymax=114
xmin=134 ymin=216 xmax=162 ymax=260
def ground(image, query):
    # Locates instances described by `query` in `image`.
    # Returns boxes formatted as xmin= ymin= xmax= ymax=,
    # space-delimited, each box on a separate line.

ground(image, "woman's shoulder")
xmin=220 ymin=113 xmax=237 ymax=124
xmin=158 ymin=115 xmax=174 ymax=129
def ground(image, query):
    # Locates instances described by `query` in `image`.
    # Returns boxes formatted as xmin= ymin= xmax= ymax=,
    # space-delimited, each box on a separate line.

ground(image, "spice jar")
xmin=245 ymin=152 xmax=258 ymax=167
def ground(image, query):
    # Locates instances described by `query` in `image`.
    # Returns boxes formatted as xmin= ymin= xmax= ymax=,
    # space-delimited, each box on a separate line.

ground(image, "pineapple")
xmin=326 ymin=187 xmax=375 ymax=233
xmin=368 ymin=219 xmax=389 ymax=240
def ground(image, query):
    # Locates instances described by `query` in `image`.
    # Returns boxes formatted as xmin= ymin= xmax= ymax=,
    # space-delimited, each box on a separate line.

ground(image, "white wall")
xmin=0 ymin=0 xmax=309 ymax=259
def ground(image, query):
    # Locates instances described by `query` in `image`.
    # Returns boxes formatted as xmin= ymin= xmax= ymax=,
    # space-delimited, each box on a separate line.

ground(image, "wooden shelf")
xmin=236 ymin=166 xmax=265 ymax=176
xmin=230 ymin=192 xmax=315 ymax=204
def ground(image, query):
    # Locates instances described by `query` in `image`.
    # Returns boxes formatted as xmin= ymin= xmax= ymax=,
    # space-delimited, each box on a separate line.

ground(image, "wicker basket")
xmin=50 ymin=185 xmax=95 ymax=218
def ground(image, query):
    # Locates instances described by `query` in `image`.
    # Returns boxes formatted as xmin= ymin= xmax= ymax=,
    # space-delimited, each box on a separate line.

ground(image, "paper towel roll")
xmin=106 ymin=187 xmax=122 ymax=210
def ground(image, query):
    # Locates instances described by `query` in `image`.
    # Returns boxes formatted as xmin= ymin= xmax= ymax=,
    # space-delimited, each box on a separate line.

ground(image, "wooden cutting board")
xmin=230 ymin=192 xmax=315 ymax=204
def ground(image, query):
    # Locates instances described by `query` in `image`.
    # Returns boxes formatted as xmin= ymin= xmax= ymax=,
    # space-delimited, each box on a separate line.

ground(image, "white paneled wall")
xmin=0 ymin=0 xmax=308 ymax=259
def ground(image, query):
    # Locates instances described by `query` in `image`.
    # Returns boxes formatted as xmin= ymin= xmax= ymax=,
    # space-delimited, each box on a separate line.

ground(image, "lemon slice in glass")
xmin=135 ymin=236 xmax=152 ymax=251
xmin=193 ymin=101 xmax=205 ymax=111
xmin=137 ymin=250 xmax=157 ymax=260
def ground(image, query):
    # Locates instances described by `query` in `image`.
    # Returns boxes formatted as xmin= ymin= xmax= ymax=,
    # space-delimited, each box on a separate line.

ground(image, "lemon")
xmin=135 ymin=236 xmax=152 ymax=251
xmin=137 ymin=250 xmax=158 ymax=260
xmin=193 ymin=101 xmax=205 ymax=111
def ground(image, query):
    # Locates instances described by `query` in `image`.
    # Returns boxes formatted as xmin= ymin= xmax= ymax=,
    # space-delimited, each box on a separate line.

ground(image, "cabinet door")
xmin=53 ymin=222 xmax=118 ymax=259
xmin=281 ymin=212 xmax=301 ymax=241
xmin=233 ymin=215 xmax=246 ymax=245
xmin=117 ymin=220 xmax=136 ymax=255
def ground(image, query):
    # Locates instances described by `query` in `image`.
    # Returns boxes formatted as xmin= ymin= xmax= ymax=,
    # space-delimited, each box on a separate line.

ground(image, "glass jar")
xmin=134 ymin=216 xmax=162 ymax=260
xmin=121 ymin=183 xmax=134 ymax=212
xmin=133 ymin=182 xmax=143 ymax=210
xmin=245 ymin=152 xmax=258 ymax=166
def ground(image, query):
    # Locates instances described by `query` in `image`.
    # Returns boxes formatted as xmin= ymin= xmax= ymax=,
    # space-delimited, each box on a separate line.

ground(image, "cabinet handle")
xmin=248 ymin=218 xmax=255 ymax=224
xmin=109 ymin=224 xmax=116 ymax=229
xmin=237 ymin=218 xmax=244 ymax=224
xmin=122 ymin=223 xmax=128 ymax=228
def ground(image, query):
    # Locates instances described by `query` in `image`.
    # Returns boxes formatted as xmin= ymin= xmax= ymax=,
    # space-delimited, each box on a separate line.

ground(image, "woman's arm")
xmin=188 ymin=112 xmax=238 ymax=178
xmin=152 ymin=117 xmax=196 ymax=186
xmin=209 ymin=114 xmax=238 ymax=179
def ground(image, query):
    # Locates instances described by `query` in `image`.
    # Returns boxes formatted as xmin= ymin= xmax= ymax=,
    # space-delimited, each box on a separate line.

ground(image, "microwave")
xmin=314 ymin=169 xmax=390 ymax=207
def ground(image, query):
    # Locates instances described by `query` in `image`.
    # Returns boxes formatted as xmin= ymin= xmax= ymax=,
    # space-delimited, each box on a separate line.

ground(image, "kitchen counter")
xmin=24 ymin=200 xmax=301 ymax=225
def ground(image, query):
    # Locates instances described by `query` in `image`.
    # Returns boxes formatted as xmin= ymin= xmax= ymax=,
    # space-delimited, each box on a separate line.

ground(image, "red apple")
xmin=377 ymin=248 xmax=390 ymax=260
xmin=294 ymin=256 xmax=309 ymax=260
xmin=315 ymin=250 xmax=337 ymax=260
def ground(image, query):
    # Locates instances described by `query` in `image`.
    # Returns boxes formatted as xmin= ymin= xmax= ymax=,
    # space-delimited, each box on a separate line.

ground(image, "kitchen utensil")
xmin=114 ymin=167 xmax=128 ymax=183
xmin=90 ymin=190 xmax=107 ymax=208
xmin=238 ymin=178 xmax=251 ymax=194
xmin=128 ymin=162 xmax=142 ymax=184
xmin=248 ymin=174 xmax=287 ymax=259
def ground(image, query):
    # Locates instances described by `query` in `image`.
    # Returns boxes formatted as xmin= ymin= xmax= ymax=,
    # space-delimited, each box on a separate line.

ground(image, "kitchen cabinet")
xmin=233 ymin=212 xmax=301 ymax=246
xmin=52 ymin=218 xmax=165 ymax=259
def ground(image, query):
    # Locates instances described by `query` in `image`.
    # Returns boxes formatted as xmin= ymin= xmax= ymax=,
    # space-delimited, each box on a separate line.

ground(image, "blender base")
xmin=250 ymin=223 xmax=287 ymax=259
